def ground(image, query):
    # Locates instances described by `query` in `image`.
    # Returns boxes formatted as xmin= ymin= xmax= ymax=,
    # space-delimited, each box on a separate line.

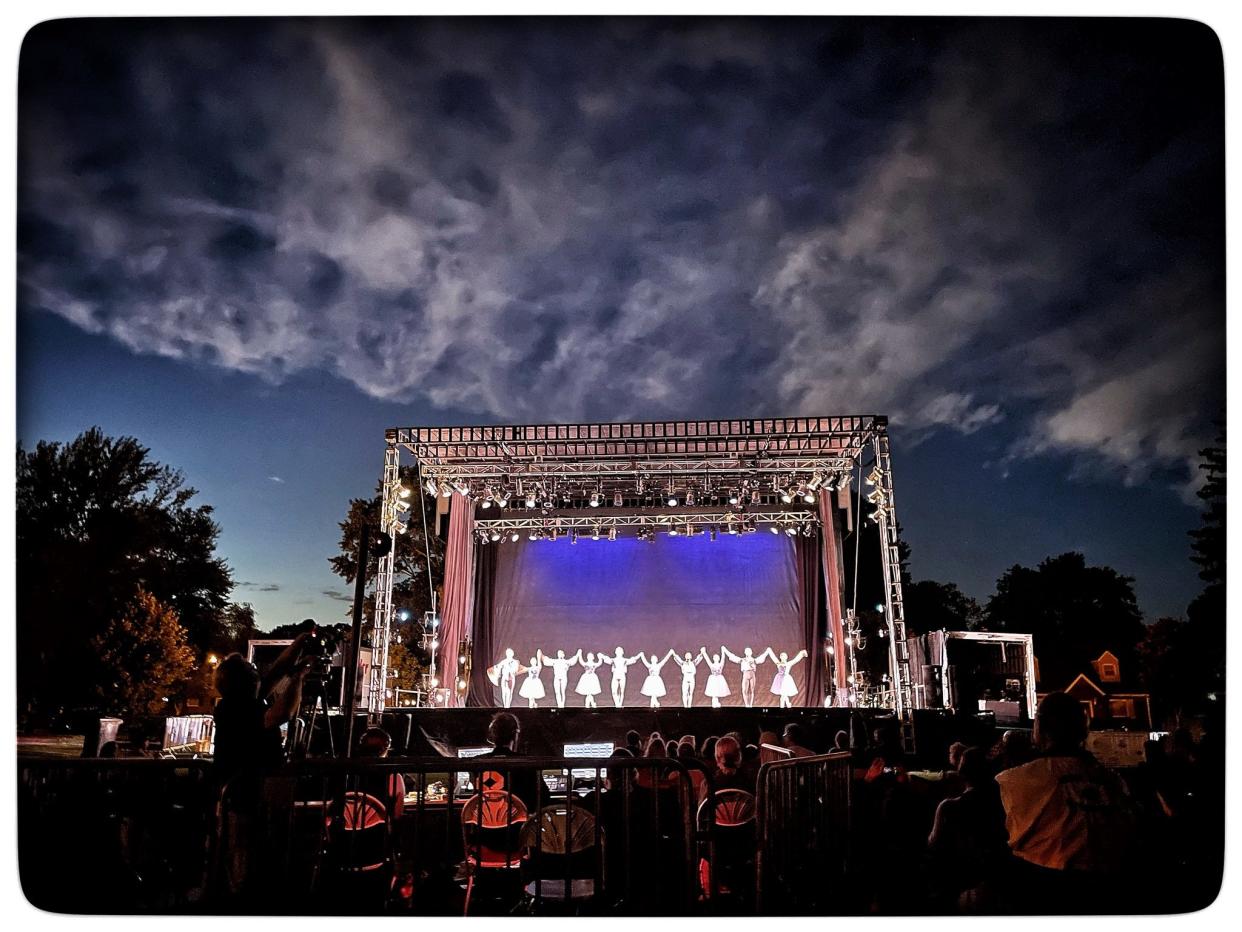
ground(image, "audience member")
xmin=926 ymin=746 xmax=1010 ymax=910
xmin=782 ymin=723 xmax=815 ymax=758
xmin=355 ymin=726 xmax=406 ymax=819
xmin=706 ymin=735 xmax=755 ymax=799
xmin=625 ymin=730 xmax=643 ymax=756
xmin=832 ymin=729 xmax=850 ymax=753
xmin=476 ymin=711 xmax=540 ymax=808
xmin=995 ymin=692 xmax=1139 ymax=912
xmin=757 ymin=730 xmax=784 ymax=764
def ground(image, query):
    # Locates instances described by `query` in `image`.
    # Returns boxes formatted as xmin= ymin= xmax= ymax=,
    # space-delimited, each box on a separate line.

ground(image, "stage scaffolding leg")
xmin=871 ymin=428 xmax=915 ymax=732
xmin=369 ymin=440 xmax=400 ymax=717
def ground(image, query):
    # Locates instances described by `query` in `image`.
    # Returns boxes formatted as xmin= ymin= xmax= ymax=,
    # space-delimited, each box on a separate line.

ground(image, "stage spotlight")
xmin=592 ymin=527 xmax=601 ymax=540
xmin=454 ymin=481 xmax=471 ymax=496
xmin=549 ymin=528 xmax=559 ymax=541
xmin=769 ymin=525 xmax=780 ymax=534
xmin=395 ymin=499 xmax=410 ymax=512
xmin=393 ymin=522 xmax=408 ymax=534
xmin=802 ymin=523 xmax=815 ymax=536
xmin=727 ymin=523 xmax=739 ymax=535
xmin=613 ymin=491 xmax=623 ymax=507
xmin=425 ymin=478 xmax=438 ymax=495
xmin=528 ymin=529 xmax=540 ymax=540
xmin=751 ymin=490 xmax=761 ymax=504
xmin=608 ymin=527 xmax=617 ymax=541
xmin=397 ymin=483 xmax=412 ymax=499
xmin=525 ymin=492 xmax=537 ymax=509
xmin=780 ymin=488 xmax=794 ymax=504
xmin=784 ymin=524 xmax=798 ymax=536
xmin=509 ymin=531 xmax=520 ymax=542
xmin=866 ymin=468 xmax=881 ymax=487
xmin=590 ymin=491 xmax=601 ymax=507
xmin=827 ymin=645 xmax=835 ymax=655
xmin=498 ymin=489 xmax=512 ymax=506
xmin=709 ymin=527 xmax=718 ymax=541
xmin=480 ymin=498 xmax=492 ymax=509
xmin=667 ymin=492 xmax=679 ymax=507
xmin=439 ymin=482 xmax=454 ymax=498
xmin=489 ymin=529 xmax=501 ymax=542
xmin=728 ymin=490 xmax=740 ymax=505
xmin=685 ymin=490 xmax=695 ymax=506
xmin=668 ymin=526 xmax=679 ymax=536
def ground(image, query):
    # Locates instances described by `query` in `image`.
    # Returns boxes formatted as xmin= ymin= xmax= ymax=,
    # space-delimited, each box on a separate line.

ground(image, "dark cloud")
xmin=17 ymin=18 xmax=1223 ymax=496
xmin=321 ymin=589 xmax=352 ymax=603
xmin=236 ymin=581 xmax=281 ymax=592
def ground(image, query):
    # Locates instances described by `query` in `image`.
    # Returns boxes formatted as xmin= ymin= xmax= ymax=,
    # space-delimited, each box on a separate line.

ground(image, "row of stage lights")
xmin=474 ymin=519 xmax=820 ymax=545
xmin=388 ymin=465 xmax=891 ymax=530
xmin=419 ymin=471 xmax=842 ymax=510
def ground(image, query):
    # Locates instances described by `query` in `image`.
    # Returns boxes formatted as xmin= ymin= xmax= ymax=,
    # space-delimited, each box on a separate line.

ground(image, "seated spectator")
xmin=757 ymin=730 xmax=784 ymax=764
xmin=704 ymin=736 xmax=755 ymax=800
xmin=476 ymin=712 xmax=540 ymax=809
xmin=625 ymin=730 xmax=643 ymax=756
xmin=926 ymin=747 xmax=1010 ymax=909
xmin=700 ymin=736 xmax=719 ymax=764
xmin=832 ymin=729 xmax=850 ymax=753
xmin=782 ymin=723 xmax=815 ymax=758
xmin=995 ymin=692 xmax=1139 ymax=912
xmin=864 ymin=723 xmax=908 ymax=783
xmin=990 ymin=729 xmax=1035 ymax=773
xmin=355 ymin=726 xmax=406 ymax=819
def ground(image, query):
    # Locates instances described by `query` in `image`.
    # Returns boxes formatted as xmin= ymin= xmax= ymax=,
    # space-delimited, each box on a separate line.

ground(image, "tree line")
xmin=15 ymin=426 xmax=1223 ymax=725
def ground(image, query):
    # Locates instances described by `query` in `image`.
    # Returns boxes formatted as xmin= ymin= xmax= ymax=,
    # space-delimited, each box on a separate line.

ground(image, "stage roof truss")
xmin=472 ymin=509 xmax=819 ymax=532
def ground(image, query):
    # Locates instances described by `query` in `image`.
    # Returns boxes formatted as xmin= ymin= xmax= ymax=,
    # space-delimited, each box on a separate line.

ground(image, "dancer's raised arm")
xmin=721 ymin=645 xmax=740 ymax=663
xmin=664 ymin=648 xmax=677 ymax=664
xmin=573 ymin=649 xmax=584 ymax=665
xmin=788 ymin=649 xmax=809 ymax=668
xmin=758 ymin=647 xmax=777 ymax=663
xmin=626 ymin=653 xmax=641 ymax=665
xmin=537 ymin=648 xmax=546 ymax=664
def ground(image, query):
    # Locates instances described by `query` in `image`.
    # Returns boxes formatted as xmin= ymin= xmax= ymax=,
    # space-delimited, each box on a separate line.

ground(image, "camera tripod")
xmin=290 ymin=672 xmax=337 ymax=759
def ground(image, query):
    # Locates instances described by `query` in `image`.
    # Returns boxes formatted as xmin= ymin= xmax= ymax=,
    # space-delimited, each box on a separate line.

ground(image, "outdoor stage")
xmin=370 ymin=415 xmax=919 ymax=722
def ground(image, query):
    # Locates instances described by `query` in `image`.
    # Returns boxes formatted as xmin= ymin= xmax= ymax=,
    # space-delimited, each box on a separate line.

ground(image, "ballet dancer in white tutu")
xmin=674 ymin=651 xmax=704 ymax=708
xmin=486 ymin=648 xmax=524 ymax=708
xmin=518 ymin=655 xmax=546 ymax=708
xmin=575 ymin=651 xmax=604 ymax=708
xmin=538 ymin=648 xmax=579 ymax=708
xmin=721 ymin=645 xmax=768 ymax=708
xmin=699 ymin=647 xmax=731 ymax=709
xmin=762 ymin=648 xmax=810 ymax=708
xmin=599 ymin=646 xmax=641 ymax=708
xmin=637 ymin=649 xmax=675 ymax=708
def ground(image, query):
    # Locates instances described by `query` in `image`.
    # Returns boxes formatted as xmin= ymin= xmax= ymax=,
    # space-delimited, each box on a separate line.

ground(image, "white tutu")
xmin=519 ymin=674 xmax=545 ymax=700
xmin=771 ymin=671 xmax=799 ymax=697
xmin=640 ymin=674 xmax=667 ymax=698
xmin=575 ymin=672 xmax=601 ymax=696
xmin=704 ymin=673 xmax=730 ymax=698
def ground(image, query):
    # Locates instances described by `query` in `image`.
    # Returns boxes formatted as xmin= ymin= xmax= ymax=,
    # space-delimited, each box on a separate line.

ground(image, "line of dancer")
xmin=487 ymin=645 xmax=809 ymax=709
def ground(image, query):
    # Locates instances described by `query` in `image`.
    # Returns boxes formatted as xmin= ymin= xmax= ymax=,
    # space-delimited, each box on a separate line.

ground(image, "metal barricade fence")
xmin=754 ymin=751 xmax=852 ymax=914
xmin=18 ymin=754 xmax=716 ymax=914
xmin=17 ymin=757 xmax=217 ymax=912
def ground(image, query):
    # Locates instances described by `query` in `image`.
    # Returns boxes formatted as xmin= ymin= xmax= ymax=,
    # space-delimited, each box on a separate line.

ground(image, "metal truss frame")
xmin=474 ymin=509 xmax=819 ymax=532
xmin=368 ymin=415 xmax=913 ymax=718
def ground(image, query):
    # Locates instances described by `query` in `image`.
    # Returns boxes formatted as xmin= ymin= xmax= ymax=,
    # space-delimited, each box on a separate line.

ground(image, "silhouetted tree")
xmin=17 ymin=428 xmax=233 ymax=713
xmin=903 ymin=579 xmax=983 ymax=635
xmin=983 ymin=552 xmax=1145 ymax=689
xmin=329 ymin=467 xmax=445 ymax=667
xmin=1184 ymin=428 xmax=1225 ymax=703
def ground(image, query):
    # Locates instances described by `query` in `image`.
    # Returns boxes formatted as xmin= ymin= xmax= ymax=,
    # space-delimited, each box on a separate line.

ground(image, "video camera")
xmin=295 ymin=619 xmax=347 ymax=680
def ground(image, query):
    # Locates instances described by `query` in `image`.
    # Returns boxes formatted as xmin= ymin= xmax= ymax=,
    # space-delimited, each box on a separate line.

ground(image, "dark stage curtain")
xmin=795 ymin=533 xmax=825 ymax=706
xmin=466 ymin=542 xmax=497 ymax=707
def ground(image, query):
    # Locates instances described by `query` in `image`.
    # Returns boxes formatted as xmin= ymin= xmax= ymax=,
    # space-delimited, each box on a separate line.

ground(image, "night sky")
xmin=17 ymin=18 xmax=1224 ymax=630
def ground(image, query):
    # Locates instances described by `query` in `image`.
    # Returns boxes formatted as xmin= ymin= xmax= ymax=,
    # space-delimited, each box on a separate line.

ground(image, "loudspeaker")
xmin=921 ymin=665 xmax=944 ymax=707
